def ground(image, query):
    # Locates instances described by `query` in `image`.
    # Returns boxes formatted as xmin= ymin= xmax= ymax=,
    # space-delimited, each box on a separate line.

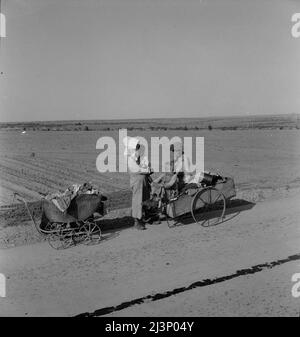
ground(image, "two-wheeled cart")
xmin=159 ymin=173 xmax=236 ymax=227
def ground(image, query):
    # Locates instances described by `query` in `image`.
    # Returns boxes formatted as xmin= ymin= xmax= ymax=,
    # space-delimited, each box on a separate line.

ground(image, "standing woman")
xmin=124 ymin=137 xmax=152 ymax=230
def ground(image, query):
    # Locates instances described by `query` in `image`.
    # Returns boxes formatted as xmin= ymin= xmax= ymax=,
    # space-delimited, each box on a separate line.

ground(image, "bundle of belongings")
xmin=150 ymin=171 xmax=214 ymax=205
xmin=149 ymin=141 xmax=203 ymax=202
xmin=46 ymin=182 xmax=100 ymax=213
xmin=149 ymin=141 xmax=227 ymax=200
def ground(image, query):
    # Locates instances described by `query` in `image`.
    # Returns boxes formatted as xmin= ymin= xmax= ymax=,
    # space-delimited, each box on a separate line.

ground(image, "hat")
xmin=123 ymin=136 xmax=140 ymax=156
xmin=172 ymin=141 xmax=183 ymax=155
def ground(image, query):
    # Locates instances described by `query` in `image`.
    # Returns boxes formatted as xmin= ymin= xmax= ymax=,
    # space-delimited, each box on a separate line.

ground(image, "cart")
xmin=13 ymin=192 xmax=107 ymax=250
xmin=157 ymin=173 xmax=236 ymax=227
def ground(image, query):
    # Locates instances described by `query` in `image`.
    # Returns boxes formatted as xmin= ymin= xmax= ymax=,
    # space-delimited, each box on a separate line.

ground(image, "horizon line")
xmin=0 ymin=112 xmax=299 ymax=125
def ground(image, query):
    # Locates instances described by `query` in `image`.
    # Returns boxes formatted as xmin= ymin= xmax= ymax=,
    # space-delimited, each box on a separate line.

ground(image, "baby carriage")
xmin=14 ymin=192 xmax=108 ymax=250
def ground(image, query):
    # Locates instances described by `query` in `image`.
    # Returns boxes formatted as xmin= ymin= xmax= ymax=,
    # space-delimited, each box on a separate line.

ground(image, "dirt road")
xmin=0 ymin=191 xmax=300 ymax=316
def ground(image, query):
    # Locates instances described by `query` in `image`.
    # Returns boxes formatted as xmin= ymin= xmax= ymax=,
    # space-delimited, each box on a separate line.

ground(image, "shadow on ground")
xmin=164 ymin=199 xmax=256 ymax=227
xmin=97 ymin=215 xmax=134 ymax=231
xmin=97 ymin=199 xmax=256 ymax=237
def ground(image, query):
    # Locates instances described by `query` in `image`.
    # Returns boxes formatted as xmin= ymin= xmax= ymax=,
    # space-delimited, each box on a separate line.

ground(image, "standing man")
xmin=124 ymin=137 xmax=152 ymax=230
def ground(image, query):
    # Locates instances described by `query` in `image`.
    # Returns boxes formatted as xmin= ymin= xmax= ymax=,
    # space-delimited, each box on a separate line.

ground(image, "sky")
xmin=0 ymin=0 xmax=299 ymax=122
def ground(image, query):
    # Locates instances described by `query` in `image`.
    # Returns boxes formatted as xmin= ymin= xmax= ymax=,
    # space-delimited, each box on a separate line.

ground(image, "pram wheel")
xmin=80 ymin=220 xmax=102 ymax=245
xmin=48 ymin=229 xmax=74 ymax=250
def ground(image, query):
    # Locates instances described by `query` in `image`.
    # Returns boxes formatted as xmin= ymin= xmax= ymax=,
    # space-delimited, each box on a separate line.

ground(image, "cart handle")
xmin=12 ymin=192 xmax=44 ymax=235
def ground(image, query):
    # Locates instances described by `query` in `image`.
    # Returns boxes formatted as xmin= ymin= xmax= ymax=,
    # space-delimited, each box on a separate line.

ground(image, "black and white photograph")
xmin=0 ymin=0 xmax=300 ymax=322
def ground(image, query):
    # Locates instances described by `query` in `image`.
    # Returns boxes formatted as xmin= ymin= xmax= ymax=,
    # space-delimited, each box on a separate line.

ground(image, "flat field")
xmin=0 ymin=127 xmax=299 ymax=205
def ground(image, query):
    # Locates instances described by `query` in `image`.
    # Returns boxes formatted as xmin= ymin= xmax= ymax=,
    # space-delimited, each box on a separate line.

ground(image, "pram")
xmin=14 ymin=192 xmax=108 ymax=249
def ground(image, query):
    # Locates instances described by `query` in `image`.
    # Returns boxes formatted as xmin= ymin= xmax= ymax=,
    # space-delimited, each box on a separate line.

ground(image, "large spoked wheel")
xmin=191 ymin=187 xmax=226 ymax=226
xmin=81 ymin=220 xmax=102 ymax=245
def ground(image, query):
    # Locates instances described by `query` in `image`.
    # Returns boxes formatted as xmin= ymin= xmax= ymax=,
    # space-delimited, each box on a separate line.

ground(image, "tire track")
xmin=76 ymin=253 xmax=300 ymax=317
